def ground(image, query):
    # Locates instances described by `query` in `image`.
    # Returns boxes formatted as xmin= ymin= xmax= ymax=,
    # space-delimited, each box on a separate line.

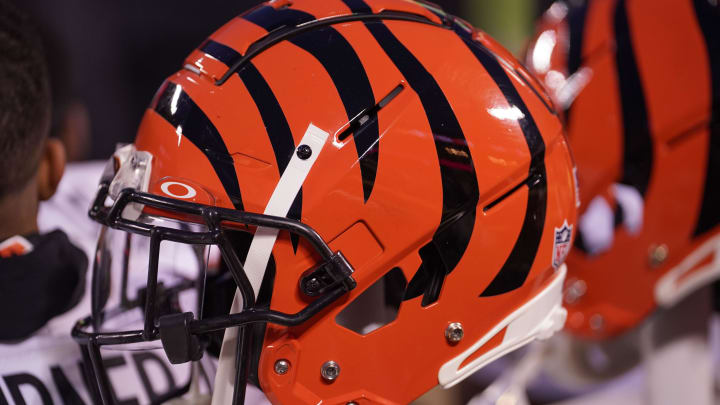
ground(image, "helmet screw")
xmin=296 ymin=144 xmax=312 ymax=160
xmin=648 ymin=244 xmax=669 ymax=268
xmin=305 ymin=277 xmax=321 ymax=294
xmin=274 ymin=359 xmax=290 ymax=375
xmin=347 ymin=402 xmax=358 ymax=405
xmin=321 ymin=361 xmax=340 ymax=381
xmin=445 ymin=322 xmax=464 ymax=344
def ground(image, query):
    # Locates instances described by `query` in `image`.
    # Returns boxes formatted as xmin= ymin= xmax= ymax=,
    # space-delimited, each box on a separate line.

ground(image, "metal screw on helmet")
xmin=648 ymin=244 xmax=669 ymax=268
xmin=347 ymin=402 xmax=358 ymax=405
xmin=445 ymin=322 xmax=464 ymax=343
xmin=321 ymin=361 xmax=340 ymax=381
xmin=296 ymin=144 xmax=312 ymax=160
xmin=274 ymin=359 xmax=290 ymax=375
xmin=304 ymin=277 xmax=321 ymax=294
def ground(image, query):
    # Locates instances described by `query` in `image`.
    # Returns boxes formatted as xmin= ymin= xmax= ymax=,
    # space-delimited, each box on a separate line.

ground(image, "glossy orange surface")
xmin=131 ymin=0 xmax=578 ymax=402
xmin=526 ymin=0 xmax=719 ymax=339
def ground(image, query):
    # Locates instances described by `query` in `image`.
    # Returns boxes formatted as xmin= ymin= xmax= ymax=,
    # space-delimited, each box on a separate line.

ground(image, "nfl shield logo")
xmin=553 ymin=220 xmax=573 ymax=268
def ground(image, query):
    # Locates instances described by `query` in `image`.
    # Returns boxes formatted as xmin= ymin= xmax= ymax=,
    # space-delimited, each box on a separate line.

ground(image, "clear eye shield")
xmin=73 ymin=145 xmax=356 ymax=404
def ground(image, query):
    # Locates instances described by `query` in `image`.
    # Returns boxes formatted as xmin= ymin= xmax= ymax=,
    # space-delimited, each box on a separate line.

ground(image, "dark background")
xmin=14 ymin=0 xmax=554 ymax=160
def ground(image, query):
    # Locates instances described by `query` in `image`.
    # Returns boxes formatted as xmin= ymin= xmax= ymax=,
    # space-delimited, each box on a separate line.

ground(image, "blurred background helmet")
xmin=75 ymin=0 xmax=578 ymax=403
xmin=525 ymin=0 xmax=720 ymax=339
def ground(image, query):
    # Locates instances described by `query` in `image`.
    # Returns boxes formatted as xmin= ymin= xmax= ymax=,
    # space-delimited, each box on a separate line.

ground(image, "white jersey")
xmin=0 ymin=161 xmax=267 ymax=404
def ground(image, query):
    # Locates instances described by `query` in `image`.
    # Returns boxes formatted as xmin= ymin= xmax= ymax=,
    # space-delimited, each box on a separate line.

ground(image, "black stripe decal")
xmin=567 ymin=2 xmax=589 ymax=79
xmin=692 ymin=0 xmax=720 ymax=237
xmin=564 ymin=1 xmax=589 ymax=120
xmin=154 ymin=82 xmax=244 ymax=210
xmin=343 ymin=0 xmax=371 ymax=13
xmin=243 ymin=6 xmax=380 ymax=202
xmin=201 ymin=40 xmax=302 ymax=250
xmin=563 ymin=3 xmax=590 ymax=254
xmin=202 ymin=41 xmax=295 ymax=174
xmin=614 ymin=0 xmax=653 ymax=197
xmin=241 ymin=5 xmax=314 ymax=31
xmin=342 ymin=0 xmax=480 ymax=306
xmin=450 ymin=31 xmax=549 ymax=297
xmin=200 ymin=40 xmax=242 ymax=68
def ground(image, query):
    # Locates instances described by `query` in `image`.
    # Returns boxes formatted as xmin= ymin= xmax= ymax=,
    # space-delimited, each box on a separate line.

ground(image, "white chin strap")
xmin=211 ymin=124 xmax=329 ymax=405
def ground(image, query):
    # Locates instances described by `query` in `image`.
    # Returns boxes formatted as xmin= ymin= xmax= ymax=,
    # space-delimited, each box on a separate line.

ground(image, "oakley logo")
xmin=160 ymin=181 xmax=197 ymax=199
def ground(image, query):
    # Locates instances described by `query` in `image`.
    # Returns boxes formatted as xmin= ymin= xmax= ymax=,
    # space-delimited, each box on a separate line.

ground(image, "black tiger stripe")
xmin=567 ymin=1 xmax=589 ymax=81
xmin=241 ymin=5 xmax=314 ymax=30
xmin=449 ymin=30 xmax=549 ymax=297
xmin=243 ymin=6 xmax=380 ymax=203
xmin=563 ymin=1 xmax=622 ymax=255
xmin=692 ymin=0 xmax=720 ymax=237
xmin=614 ymin=0 xmax=653 ymax=197
xmin=154 ymin=82 xmax=244 ymax=210
xmin=201 ymin=41 xmax=295 ymax=174
xmin=564 ymin=0 xmax=589 ymax=120
xmin=343 ymin=0 xmax=371 ymax=13
xmin=200 ymin=40 xmax=242 ymax=71
xmin=342 ymin=0 xmax=480 ymax=306
xmin=201 ymin=40 xmax=301 ymax=250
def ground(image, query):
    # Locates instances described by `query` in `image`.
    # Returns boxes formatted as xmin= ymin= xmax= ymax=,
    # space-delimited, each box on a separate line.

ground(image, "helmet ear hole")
xmin=335 ymin=267 xmax=407 ymax=335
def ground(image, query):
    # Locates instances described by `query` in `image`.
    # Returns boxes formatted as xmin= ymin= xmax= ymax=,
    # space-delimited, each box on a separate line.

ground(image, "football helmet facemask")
xmin=75 ymin=0 xmax=578 ymax=403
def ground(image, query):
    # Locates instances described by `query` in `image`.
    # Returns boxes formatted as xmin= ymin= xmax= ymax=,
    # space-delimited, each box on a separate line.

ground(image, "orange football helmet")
xmin=526 ymin=0 xmax=720 ymax=339
xmin=73 ymin=0 xmax=578 ymax=403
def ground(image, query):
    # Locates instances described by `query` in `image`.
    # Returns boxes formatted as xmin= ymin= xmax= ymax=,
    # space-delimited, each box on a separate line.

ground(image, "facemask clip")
xmin=158 ymin=312 xmax=204 ymax=364
xmin=299 ymin=252 xmax=356 ymax=297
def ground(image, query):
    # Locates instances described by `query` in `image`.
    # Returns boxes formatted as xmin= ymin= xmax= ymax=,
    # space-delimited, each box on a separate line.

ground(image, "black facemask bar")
xmin=73 ymin=182 xmax=356 ymax=405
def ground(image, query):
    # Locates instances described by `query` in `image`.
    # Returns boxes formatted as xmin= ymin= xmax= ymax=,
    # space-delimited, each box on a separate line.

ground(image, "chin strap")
xmin=212 ymin=123 xmax=330 ymax=405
